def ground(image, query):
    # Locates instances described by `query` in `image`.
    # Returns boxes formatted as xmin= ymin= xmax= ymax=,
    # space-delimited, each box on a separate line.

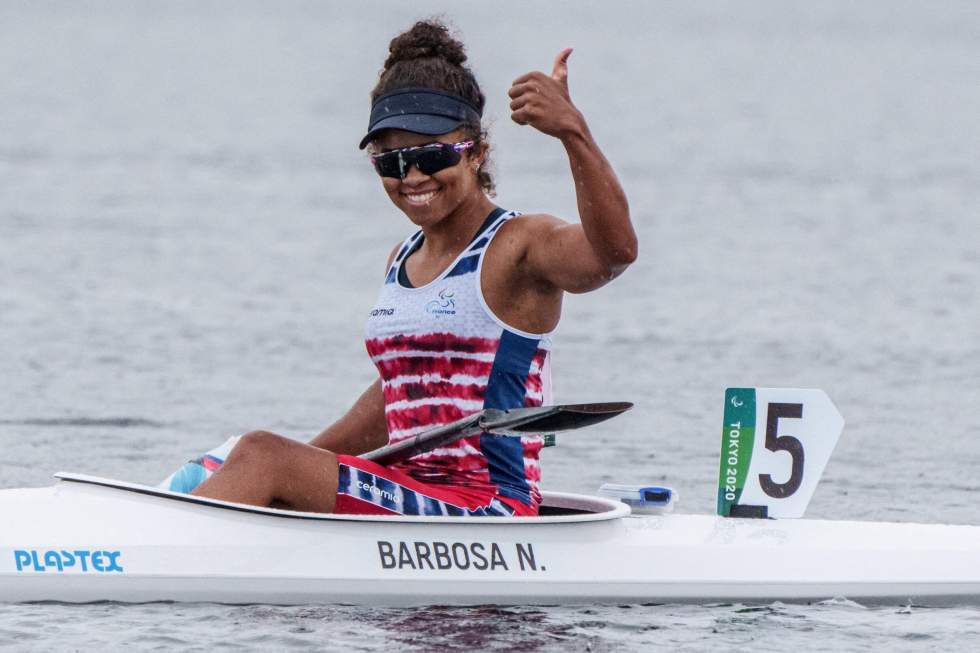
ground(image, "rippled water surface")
xmin=2 ymin=1 xmax=979 ymax=650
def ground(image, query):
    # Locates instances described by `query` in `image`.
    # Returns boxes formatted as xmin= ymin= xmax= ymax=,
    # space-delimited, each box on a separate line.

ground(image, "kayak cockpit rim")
xmin=52 ymin=472 xmax=631 ymax=524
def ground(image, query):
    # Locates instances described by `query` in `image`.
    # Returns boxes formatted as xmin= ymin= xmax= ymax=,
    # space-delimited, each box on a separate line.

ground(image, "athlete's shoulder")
xmin=494 ymin=212 xmax=569 ymax=247
xmin=486 ymin=213 xmax=571 ymax=286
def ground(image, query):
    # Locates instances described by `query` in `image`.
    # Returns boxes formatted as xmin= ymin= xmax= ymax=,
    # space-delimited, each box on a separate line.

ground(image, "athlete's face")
xmin=371 ymin=129 xmax=486 ymax=227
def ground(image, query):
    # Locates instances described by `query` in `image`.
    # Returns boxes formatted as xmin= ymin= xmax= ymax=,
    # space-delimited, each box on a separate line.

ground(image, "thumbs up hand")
xmin=509 ymin=48 xmax=586 ymax=139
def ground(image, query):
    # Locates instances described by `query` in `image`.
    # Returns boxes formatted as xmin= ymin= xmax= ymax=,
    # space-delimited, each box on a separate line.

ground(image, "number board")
xmin=717 ymin=388 xmax=844 ymax=519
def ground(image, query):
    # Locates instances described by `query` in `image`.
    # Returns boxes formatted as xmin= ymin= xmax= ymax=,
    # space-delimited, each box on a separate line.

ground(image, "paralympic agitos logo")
xmin=425 ymin=288 xmax=457 ymax=315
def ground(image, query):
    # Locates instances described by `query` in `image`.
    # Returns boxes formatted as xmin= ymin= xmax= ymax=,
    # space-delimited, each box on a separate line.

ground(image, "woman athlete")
xmin=191 ymin=20 xmax=636 ymax=516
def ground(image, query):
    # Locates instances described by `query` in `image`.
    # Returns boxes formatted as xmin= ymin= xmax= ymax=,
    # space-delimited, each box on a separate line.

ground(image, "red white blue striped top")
xmin=364 ymin=208 xmax=553 ymax=508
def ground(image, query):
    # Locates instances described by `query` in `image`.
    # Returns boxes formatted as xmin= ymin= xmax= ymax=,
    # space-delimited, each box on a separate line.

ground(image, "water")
xmin=1 ymin=0 xmax=979 ymax=649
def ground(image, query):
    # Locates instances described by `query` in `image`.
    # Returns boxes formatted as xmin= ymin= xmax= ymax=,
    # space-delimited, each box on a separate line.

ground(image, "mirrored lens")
xmin=371 ymin=143 xmax=463 ymax=179
xmin=372 ymin=152 xmax=403 ymax=178
xmin=414 ymin=147 xmax=461 ymax=176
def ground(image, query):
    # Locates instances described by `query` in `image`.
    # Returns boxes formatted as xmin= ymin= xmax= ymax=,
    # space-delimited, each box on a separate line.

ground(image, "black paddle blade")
xmin=481 ymin=402 xmax=633 ymax=434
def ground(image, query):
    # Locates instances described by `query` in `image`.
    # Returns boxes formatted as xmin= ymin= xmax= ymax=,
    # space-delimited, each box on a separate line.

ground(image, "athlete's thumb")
xmin=551 ymin=48 xmax=573 ymax=86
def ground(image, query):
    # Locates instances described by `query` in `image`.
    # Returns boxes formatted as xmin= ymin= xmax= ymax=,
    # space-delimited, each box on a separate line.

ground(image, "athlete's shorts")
xmin=335 ymin=455 xmax=537 ymax=517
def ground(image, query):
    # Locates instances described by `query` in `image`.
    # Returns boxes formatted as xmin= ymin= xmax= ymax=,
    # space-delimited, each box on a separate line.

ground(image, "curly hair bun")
xmin=369 ymin=19 xmax=495 ymax=196
xmin=384 ymin=20 xmax=467 ymax=70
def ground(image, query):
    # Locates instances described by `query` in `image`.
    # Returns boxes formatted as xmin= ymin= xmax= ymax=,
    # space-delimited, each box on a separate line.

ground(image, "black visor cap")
xmin=359 ymin=88 xmax=482 ymax=150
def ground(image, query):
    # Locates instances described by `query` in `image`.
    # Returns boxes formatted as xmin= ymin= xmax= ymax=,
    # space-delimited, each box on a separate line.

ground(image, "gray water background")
xmin=1 ymin=0 xmax=979 ymax=650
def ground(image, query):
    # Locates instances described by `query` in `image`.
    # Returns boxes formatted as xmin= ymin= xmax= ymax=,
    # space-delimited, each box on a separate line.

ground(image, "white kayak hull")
xmin=2 ymin=474 xmax=980 ymax=606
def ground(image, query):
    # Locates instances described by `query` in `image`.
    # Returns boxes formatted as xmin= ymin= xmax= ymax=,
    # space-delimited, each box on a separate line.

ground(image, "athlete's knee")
xmin=228 ymin=430 xmax=289 ymax=466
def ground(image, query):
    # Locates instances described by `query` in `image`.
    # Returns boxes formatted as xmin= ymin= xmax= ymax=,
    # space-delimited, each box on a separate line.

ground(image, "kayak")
xmin=2 ymin=472 xmax=980 ymax=606
xmin=4 ymin=388 xmax=979 ymax=606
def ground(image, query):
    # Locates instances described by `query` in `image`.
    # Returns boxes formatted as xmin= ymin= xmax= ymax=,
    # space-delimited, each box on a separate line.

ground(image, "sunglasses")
xmin=370 ymin=140 xmax=475 ymax=179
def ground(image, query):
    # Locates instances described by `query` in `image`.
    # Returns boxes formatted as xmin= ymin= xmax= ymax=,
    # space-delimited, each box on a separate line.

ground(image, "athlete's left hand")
xmin=509 ymin=48 xmax=586 ymax=139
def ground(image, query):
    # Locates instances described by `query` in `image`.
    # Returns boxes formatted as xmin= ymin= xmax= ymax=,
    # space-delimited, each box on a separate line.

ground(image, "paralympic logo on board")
xmin=425 ymin=289 xmax=457 ymax=315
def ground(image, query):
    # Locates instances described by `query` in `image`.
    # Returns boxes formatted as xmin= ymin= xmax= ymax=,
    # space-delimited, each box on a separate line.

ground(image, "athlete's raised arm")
xmin=508 ymin=49 xmax=637 ymax=293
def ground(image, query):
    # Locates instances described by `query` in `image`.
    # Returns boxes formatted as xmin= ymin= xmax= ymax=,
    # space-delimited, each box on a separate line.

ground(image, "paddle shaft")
xmin=362 ymin=402 xmax=631 ymax=467
xmin=363 ymin=413 xmax=483 ymax=466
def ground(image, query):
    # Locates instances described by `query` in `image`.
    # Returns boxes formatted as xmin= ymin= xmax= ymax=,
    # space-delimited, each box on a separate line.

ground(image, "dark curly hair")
xmin=371 ymin=19 xmax=495 ymax=196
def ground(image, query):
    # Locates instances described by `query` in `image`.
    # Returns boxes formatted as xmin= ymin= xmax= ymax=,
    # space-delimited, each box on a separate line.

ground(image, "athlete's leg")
xmin=191 ymin=430 xmax=339 ymax=512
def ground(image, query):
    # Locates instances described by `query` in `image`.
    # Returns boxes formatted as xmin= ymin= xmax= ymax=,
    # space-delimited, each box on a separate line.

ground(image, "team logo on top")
xmin=425 ymin=289 xmax=457 ymax=316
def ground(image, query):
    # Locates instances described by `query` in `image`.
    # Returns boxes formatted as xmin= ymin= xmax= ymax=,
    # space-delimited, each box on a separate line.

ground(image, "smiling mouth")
xmin=401 ymin=189 xmax=441 ymax=205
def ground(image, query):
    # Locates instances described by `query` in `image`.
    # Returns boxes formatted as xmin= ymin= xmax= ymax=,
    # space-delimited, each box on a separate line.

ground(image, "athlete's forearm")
xmin=560 ymin=121 xmax=636 ymax=271
xmin=309 ymin=378 xmax=389 ymax=455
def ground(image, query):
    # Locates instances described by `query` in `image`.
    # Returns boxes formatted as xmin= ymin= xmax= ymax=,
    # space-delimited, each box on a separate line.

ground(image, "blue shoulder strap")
xmin=384 ymin=230 xmax=423 ymax=285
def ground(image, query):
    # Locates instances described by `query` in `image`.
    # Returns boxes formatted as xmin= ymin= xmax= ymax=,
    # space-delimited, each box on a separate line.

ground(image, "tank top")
xmin=364 ymin=207 xmax=554 ymax=507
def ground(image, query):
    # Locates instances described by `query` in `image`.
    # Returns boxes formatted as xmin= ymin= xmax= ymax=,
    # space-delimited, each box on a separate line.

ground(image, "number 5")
xmin=760 ymin=403 xmax=804 ymax=498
